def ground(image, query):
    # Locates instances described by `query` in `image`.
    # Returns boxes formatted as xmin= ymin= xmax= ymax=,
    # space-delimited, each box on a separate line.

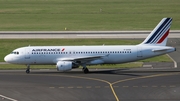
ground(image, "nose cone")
xmin=4 ymin=55 xmax=12 ymax=63
xmin=4 ymin=55 xmax=8 ymax=62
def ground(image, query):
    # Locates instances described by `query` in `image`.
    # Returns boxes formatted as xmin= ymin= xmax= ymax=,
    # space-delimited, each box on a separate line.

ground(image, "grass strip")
xmin=0 ymin=0 xmax=179 ymax=30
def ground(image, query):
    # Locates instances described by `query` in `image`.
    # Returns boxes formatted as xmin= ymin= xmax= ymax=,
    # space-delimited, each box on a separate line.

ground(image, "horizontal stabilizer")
xmin=152 ymin=48 xmax=175 ymax=52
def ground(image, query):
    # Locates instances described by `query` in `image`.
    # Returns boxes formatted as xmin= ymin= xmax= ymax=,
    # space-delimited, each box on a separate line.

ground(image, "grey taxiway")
xmin=0 ymin=68 xmax=180 ymax=101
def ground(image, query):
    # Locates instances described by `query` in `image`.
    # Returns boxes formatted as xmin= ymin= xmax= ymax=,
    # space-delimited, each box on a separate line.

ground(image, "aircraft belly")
xmin=103 ymin=54 xmax=137 ymax=64
xmin=29 ymin=55 xmax=55 ymax=65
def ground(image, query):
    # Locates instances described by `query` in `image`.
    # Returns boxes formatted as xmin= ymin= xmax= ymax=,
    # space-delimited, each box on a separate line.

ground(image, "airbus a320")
xmin=4 ymin=18 xmax=176 ymax=73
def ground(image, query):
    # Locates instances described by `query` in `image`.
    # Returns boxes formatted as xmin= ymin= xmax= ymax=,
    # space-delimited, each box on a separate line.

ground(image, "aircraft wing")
xmin=58 ymin=54 xmax=109 ymax=62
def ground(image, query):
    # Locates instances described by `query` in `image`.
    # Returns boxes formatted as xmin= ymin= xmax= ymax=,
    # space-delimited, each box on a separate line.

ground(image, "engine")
xmin=56 ymin=61 xmax=79 ymax=71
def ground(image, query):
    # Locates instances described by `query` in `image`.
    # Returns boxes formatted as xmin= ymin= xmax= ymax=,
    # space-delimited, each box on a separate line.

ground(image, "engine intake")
xmin=56 ymin=61 xmax=79 ymax=71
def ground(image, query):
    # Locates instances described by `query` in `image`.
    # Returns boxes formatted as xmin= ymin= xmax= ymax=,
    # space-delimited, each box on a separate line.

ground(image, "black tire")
xmin=83 ymin=68 xmax=89 ymax=74
xmin=26 ymin=69 xmax=30 ymax=74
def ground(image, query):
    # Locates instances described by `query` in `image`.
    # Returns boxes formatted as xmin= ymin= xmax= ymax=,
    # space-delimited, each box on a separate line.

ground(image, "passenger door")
xmin=25 ymin=48 xmax=30 ymax=59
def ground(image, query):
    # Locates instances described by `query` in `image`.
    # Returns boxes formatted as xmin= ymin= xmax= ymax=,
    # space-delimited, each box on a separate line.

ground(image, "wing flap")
xmin=58 ymin=54 xmax=109 ymax=61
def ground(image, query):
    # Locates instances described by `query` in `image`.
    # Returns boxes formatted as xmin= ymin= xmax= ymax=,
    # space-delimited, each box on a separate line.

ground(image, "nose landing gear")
xmin=26 ymin=65 xmax=30 ymax=74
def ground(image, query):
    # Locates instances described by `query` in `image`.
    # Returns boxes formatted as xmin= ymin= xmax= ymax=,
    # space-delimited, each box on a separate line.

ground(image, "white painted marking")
xmin=0 ymin=94 xmax=18 ymax=101
xmin=143 ymin=65 xmax=152 ymax=68
xmin=167 ymin=54 xmax=177 ymax=68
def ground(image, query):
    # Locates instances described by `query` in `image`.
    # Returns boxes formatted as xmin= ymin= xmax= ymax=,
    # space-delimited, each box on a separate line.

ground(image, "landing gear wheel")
xmin=83 ymin=68 xmax=89 ymax=74
xmin=26 ymin=65 xmax=30 ymax=74
xmin=26 ymin=69 xmax=30 ymax=74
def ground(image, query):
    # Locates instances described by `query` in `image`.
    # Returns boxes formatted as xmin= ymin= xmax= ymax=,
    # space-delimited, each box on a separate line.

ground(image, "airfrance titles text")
xmin=32 ymin=48 xmax=61 ymax=52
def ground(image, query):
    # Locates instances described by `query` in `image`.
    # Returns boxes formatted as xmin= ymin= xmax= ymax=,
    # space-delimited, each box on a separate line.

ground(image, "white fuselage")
xmin=4 ymin=45 xmax=175 ymax=65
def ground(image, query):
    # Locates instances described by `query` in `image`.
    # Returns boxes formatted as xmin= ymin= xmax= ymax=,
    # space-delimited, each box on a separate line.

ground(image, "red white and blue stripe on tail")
xmin=141 ymin=18 xmax=172 ymax=46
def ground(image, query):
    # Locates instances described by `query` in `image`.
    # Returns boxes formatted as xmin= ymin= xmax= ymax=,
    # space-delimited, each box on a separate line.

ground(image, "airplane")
xmin=4 ymin=18 xmax=176 ymax=74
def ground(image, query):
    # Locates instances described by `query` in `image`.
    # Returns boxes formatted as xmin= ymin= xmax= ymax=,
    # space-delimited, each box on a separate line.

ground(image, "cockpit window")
xmin=11 ymin=51 xmax=19 ymax=55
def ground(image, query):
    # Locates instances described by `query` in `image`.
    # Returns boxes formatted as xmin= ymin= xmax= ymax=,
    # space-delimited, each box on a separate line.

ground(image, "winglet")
xmin=140 ymin=18 xmax=172 ymax=46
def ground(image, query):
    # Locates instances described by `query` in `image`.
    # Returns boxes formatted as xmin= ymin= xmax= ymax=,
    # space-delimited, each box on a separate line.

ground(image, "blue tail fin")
xmin=140 ymin=18 xmax=172 ymax=46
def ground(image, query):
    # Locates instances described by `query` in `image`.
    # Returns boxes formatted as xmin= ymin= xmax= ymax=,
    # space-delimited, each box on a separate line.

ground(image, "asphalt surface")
xmin=0 ymin=69 xmax=180 ymax=101
xmin=0 ymin=31 xmax=179 ymax=39
xmin=168 ymin=38 xmax=180 ymax=66
xmin=0 ymin=38 xmax=179 ymax=101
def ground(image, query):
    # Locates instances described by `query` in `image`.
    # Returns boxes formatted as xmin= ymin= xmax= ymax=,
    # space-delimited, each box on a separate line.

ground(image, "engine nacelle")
xmin=56 ymin=61 xmax=79 ymax=71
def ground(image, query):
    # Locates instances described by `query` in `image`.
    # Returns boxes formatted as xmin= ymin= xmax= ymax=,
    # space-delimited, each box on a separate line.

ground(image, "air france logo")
xmin=61 ymin=48 xmax=65 ymax=51
xmin=32 ymin=48 xmax=63 ymax=52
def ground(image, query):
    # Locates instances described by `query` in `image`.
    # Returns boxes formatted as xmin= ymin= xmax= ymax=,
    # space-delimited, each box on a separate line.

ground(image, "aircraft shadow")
xmin=30 ymin=68 xmax=180 ymax=77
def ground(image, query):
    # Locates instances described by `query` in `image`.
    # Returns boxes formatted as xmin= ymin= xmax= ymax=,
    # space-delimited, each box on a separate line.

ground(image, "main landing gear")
xmin=82 ymin=66 xmax=89 ymax=74
xmin=26 ymin=65 xmax=30 ymax=74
